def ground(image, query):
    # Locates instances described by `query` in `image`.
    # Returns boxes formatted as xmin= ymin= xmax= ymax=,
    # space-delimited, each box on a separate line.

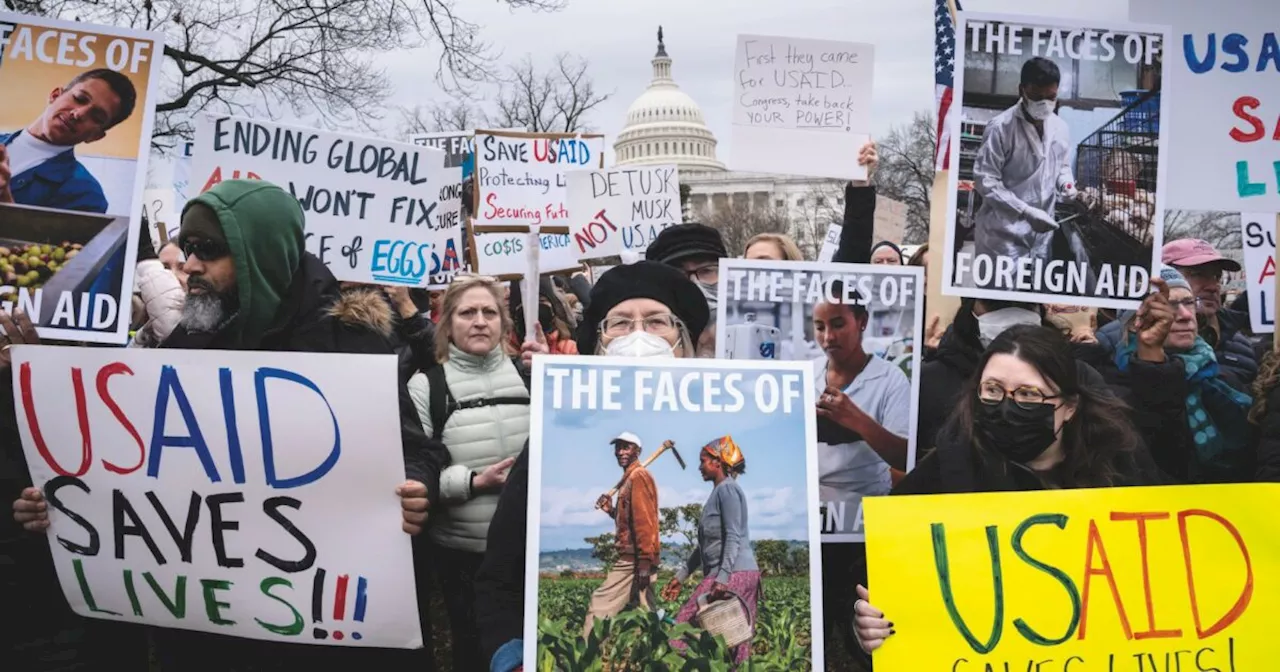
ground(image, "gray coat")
xmin=676 ymin=477 xmax=758 ymax=584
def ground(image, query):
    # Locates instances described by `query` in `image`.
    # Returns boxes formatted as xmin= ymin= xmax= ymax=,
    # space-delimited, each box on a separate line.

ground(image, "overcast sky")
xmin=373 ymin=0 xmax=1131 ymax=165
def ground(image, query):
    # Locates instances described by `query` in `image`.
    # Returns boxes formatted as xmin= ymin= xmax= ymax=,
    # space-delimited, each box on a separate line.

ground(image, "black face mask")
xmin=538 ymin=304 xmax=555 ymax=330
xmin=974 ymin=398 xmax=1060 ymax=464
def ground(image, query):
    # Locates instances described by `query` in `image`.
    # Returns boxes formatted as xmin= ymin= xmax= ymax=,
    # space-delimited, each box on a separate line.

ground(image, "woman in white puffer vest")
xmin=406 ymin=274 xmax=535 ymax=672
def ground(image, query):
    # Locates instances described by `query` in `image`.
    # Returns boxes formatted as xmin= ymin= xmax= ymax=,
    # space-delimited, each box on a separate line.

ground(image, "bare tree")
xmin=398 ymin=100 xmax=485 ymax=136
xmin=12 ymin=0 xmax=566 ymax=148
xmin=699 ymin=199 xmax=791 ymax=258
xmin=791 ymin=184 xmax=845 ymax=259
xmin=1164 ymin=210 xmax=1241 ymax=252
xmin=488 ymin=53 xmax=613 ymax=133
xmin=876 ymin=110 xmax=937 ymax=244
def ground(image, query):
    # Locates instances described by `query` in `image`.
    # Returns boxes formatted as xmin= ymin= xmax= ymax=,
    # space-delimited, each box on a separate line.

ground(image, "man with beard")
xmin=10 ymin=179 xmax=447 ymax=671
xmin=582 ymin=431 xmax=661 ymax=637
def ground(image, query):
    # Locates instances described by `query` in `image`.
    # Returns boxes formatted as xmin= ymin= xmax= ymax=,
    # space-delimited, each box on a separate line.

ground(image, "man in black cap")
xmin=474 ymin=262 xmax=709 ymax=672
xmin=643 ymin=223 xmax=728 ymax=357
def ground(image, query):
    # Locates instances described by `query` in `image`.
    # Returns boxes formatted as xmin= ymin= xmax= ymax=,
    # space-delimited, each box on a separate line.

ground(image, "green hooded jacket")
xmin=180 ymin=179 xmax=304 ymax=349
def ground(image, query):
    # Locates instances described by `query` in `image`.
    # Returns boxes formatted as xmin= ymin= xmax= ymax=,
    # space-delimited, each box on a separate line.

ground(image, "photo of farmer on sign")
xmin=526 ymin=356 xmax=824 ymax=669
xmin=0 ymin=12 xmax=162 ymax=342
xmin=943 ymin=13 xmax=1172 ymax=309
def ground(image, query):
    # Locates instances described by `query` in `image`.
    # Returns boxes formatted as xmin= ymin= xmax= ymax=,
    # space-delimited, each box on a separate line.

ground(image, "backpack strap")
xmin=511 ymin=355 xmax=532 ymax=391
xmin=426 ymin=365 xmax=451 ymax=443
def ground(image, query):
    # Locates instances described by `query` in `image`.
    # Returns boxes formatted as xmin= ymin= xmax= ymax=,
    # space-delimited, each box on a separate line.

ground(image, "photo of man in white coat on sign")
xmin=973 ymin=56 xmax=1087 ymax=274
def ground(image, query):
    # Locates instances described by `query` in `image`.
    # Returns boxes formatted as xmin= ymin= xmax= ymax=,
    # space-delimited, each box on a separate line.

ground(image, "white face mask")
xmin=605 ymin=330 xmax=676 ymax=358
xmin=976 ymin=307 xmax=1041 ymax=348
xmin=1023 ymin=97 xmax=1055 ymax=121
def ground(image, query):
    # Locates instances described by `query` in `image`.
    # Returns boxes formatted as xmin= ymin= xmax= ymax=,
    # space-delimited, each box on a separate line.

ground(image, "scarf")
xmin=1115 ymin=334 xmax=1253 ymax=471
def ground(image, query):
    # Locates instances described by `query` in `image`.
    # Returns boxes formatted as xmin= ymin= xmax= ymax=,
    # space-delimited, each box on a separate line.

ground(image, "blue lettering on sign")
xmin=370 ymin=239 xmax=439 ymax=285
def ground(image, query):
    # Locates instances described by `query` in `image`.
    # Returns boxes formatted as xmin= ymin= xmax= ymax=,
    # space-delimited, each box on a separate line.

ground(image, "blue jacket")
xmin=1 ymin=131 xmax=109 ymax=214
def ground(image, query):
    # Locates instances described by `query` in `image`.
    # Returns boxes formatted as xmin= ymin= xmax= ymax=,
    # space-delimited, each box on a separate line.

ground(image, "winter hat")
xmin=870 ymin=241 xmax=904 ymax=263
xmin=576 ymin=261 xmax=710 ymax=355
xmin=644 ymin=223 xmax=728 ymax=266
xmin=178 ymin=201 xmax=229 ymax=250
xmin=1157 ymin=265 xmax=1191 ymax=293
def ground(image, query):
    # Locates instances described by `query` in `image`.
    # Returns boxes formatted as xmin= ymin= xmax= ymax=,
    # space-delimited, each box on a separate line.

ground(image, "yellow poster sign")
xmin=865 ymin=484 xmax=1279 ymax=671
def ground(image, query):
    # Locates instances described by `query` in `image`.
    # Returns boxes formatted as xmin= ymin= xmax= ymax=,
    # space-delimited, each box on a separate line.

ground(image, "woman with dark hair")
xmin=662 ymin=436 xmax=760 ymax=665
xmin=852 ymin=325 xmax=1167 ymax=655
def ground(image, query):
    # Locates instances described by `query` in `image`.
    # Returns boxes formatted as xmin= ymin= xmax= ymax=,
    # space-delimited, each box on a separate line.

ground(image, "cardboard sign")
xmin=12 ymin=346 xmax=422 ymax=648
xmin=524 ymin=356 xmax=824 ymax=668
xmin=716 ymin=260 xmax=924 ymax=542
xmin=731 ymin=35 xmax=874 ymax=180
xmin=0 ymin=13 xmax=165 ymax=343
xmin=193 ymin=115 xmax=464 ymax=287
xmin=942 ymin=13 xmax=1172 ymax=309
xmin=1241 ymin=212 xmax=1278 ymax=334
xmin=866 ymin=484 xmax=1280 ymax=670
xmin=1130 ymin=0 xmax=1280 ymax=212
xmin=564 ymin=165 xmax=681 ymax=261
xmin=817 ymin=224 xmax=842 ymax=263
xmin=473 ymin=229 xmax=580 ymax=278
xmin=472 ymin=130 xmax=605 ymax=231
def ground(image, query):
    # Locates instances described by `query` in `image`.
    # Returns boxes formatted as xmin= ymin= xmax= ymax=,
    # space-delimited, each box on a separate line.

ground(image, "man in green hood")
xmin=157 ymin=179 xmax=445 ymax=670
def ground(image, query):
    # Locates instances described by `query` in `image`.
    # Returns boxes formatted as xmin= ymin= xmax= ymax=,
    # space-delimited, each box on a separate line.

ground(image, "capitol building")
xmin=612 ymin=28 xmax=907 ymax=253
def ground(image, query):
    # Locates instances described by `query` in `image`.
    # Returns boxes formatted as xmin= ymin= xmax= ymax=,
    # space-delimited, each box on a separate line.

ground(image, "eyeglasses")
xmin=181 ymin=238 xmax=229 ymax=262
xmin=978 ymin=380 xmax=1062 ymax=409
xmin=685 ymin=264 xmax=719 ymax=285
xmin=1168 ymin=297 xmax=1201 ymax=312
xmin=600 ymin=314 xmax=683 ymax=338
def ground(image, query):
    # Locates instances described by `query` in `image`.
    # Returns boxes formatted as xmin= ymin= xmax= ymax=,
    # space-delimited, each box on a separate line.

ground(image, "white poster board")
xmin=142 ymin=188 xmax=177 ymax=249
xmin=1130 ymin=0 xmax=1280 ymax=212
xmin=523 ymin=356 xmax=824 ymax=667
xmin=0 ymin=12 xmax=165 ymax=344
xmin=474 ymin=230 xmax=580 ymax=277
xmin=817 ymin=223 xmax=842 ymax=263
xmin=12 ymin=346 xmax=421 ymax=648
xmin=192 ymin=116 xmax=464 ymax=286
xmin=472 ymin=131 xmax=605 ymax=231
xmin=942 ymin=13 xmax=1172 ymax=309
xmin=731 ymin=35 xmax=874 ymax=180
xmin=715 ymin=260 xmax=923 ymax=541
xmin=565 ymin=165 xmax=681 ymax=260
xmin=1242 ymin=212 xmax=1278 ymax=334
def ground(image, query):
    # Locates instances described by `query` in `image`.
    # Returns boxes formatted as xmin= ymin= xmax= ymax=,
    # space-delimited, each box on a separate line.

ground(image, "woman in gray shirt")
xmin=662 ymin=436 xmax=761 ymax=664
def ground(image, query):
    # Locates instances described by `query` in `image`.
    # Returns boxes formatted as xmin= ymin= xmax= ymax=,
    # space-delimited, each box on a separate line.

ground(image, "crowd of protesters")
xmin=3 ymin=139 xmax=1278 ymax=672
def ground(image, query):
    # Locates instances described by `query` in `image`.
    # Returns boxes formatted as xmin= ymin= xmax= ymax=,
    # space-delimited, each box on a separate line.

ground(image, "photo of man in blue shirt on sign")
xmin=0 ymin=68 xmax=138 ymax=214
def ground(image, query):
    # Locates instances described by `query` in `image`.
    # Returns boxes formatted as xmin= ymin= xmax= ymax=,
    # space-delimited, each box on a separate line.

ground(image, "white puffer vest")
xmin=407 ymin=344 xmax=530 ymax=553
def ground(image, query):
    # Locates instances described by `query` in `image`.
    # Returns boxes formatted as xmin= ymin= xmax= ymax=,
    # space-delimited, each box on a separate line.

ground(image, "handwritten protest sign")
xmin=142 ymin=188 xmax=178 ymax=247
xmin=865 ymin=484 xmax=1280 ymax=670
xmin=1131 ymin=0 xmax=1280 ymax=211
xmin=193 ymin=115 xmax=464 ymax=287
xmin=717 ymin=260 xmax=923 ymax=541
xmin=731 ymin=35 xmax=873 ymax=180
xmin=0 ymin=12 xmax=164 ymax=344
xmin=524 ymin=356 xmax=824 ymax=667
xmin=408 ymin=128 xmax=523 ymax=176
xmin=13 ymin=346 xmax=421 ymax=647
xmin=565 ymin=164 xmax=680 ymax=260
xmin=472 ymin=130 xmax=605 ymax=232
xmin=943 ymin=14 xmax=1171 ymax=309
xmin=473 ymin=229 xmax=580 ymax=278
xmin=817 ymin=224 xmax=842 ymax=263
xmin=1242 ymin=212 xmax=1278 ymax=334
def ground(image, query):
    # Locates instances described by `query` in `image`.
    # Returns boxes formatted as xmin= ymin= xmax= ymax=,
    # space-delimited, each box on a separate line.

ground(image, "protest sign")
xmin=1242 ymin=212 xmax=1278 ymax=334
xmin=717 ymin=260 xmax=923 ymax=542
xmin=524 ymin=356 xmax=823 ymax=668
xmin=193 ymin=115 xmax=464 ymax=287
xmin=472 ymin=130 xmax=605 ymax=232
xmin=1130 ymin=0 xmax=1279 ymax=212
xmin=817 ymin=224 xmax=842 ymax=263
xmin=565 ymin=164 xmax=680 ymax=261
xmin=473 ymin=229 xmax=580 ymax=278
xmin=408 ymin=128 xmax=524 ymax=175
xmin=731 ymin=35 xmax=874 ymax=180
xmin=142 ymin=188 xmax=177 ymax=248
xmin=865 ymin=483 xmax=1280 ymax=671
xmin=12 ymin=346 xmax=422 ymax=647
xmin=942 ymin=14 xmax=1172 ymax=309
xmin=0 ymin=13 xmax=163 ymax=343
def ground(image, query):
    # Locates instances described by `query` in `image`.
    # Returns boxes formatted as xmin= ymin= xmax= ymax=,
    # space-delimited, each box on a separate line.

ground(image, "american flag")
xmin=934 ymin=0 xmax=961 ymax=171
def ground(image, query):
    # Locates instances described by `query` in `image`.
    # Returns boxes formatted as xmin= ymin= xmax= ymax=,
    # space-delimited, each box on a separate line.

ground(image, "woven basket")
xmin=694 ymin=592 xmax=753 ymax=648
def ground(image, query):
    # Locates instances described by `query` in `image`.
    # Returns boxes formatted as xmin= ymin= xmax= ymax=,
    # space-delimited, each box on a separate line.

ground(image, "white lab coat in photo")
xmin=972 ymin=103 xmax=1075 ymax=263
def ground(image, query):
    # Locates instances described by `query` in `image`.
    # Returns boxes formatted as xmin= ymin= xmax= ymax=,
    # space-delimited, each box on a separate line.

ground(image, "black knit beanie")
xmin=644 ymin=222 xmax=727 ymax=266
xmin=576 ymin=261 xmax=710 ymax=355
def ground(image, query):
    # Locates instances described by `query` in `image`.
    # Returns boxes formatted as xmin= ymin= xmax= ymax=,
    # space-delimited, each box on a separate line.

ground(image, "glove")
xmin=1061 ymin=182 xmax=1079 ymax=200
xmin=1022 ymin=206 xmax=1059 ymax=233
